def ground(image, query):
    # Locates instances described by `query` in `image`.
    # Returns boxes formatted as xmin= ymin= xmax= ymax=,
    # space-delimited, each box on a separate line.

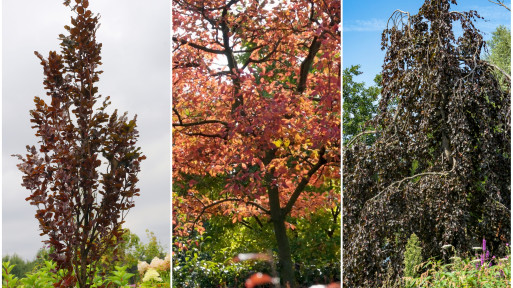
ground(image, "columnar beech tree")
xmin=343 ymin=0 xmax=510 ymax=286
xmin=172 ymin=0 xmax=340 ymax=286
xmin=14 ymin=0 xmax=145 ymax=286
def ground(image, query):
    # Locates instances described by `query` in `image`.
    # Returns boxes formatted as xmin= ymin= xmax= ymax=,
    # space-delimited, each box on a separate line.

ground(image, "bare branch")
xmin=364 ymin=163 xmax=455 ymax=210
xmin=488 ymin=0 xmax=511 ymax=11
xmin=184 ymin=132 xmax=227 ymax=139
xmin=344 ymin=130 xmax=377 ymax=148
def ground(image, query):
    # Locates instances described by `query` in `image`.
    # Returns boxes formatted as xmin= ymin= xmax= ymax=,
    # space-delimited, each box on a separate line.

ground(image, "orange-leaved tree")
xmin=172 ymin=0 xmax=340 ymax=286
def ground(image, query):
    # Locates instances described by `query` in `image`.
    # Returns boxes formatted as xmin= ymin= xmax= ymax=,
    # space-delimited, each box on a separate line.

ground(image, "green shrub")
xmin=1 ymin=260 xmax=138 ymax=288
xmin=2 ymin=261 xmax=20 ymax=288
xmin=403 ymin=233 xmax=422 ymax=278
xmin=404 ymin=243 xmax=511 ymax=287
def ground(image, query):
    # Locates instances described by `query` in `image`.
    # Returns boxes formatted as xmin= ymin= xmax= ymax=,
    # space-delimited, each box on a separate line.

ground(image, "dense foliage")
xmin=343 ymin=0 xmax=510 ymax=286
xmin=172 ymin=0 xmax=340 ymax=286
xmin=342 ymin=65 xmax=381 ymax=143
xmin=485 ymin=25 xmax=511 ymax=88
xmin=402 ymin=242 xmax=511 ymax=288
xmin=2 ymin=229 xmax=169 ymax=287
xmin=13 ymin=0 xmax=145 ymax=286
xmin=173 ymin=210 xmax=340 ymax=287
xmin=403 ymin=233 xmax=422 ymax=278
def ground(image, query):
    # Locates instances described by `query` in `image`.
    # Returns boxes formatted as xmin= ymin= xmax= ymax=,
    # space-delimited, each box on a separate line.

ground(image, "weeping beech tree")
xmin=343 ymin=0 xmax=510 ymax=286
xmin=14 ymin=0 xmax=145 ymax=286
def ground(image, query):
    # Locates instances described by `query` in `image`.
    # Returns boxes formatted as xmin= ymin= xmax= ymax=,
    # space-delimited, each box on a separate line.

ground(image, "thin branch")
xmin=242 ymin=39 xmax=281 ymax=69
xmin=344 ymin=130 xmax=377 ymax=148
xmin=481 ymin=60 xmax=511 ymax=82
xmin=190 ymin=198 xmax=270 ymax=233
xmin=364 ymin=163 xmax=456 ymax=209
xmin=172 ymin=107 xmax=183 ymax=125
xmin=283 ymin=147 xmax=327 ymax=216
xmin=184 ymin=132 xmax=227 ymax=139
xmin=173 ymin=119 xmax=229 ymax=128
xmin=172 ymin=37 xmax=226 ymax=55
xmin=488 ymin=0 xmax=511 ymax=11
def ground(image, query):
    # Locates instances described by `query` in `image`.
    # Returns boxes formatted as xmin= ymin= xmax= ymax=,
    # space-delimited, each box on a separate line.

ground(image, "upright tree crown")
xmin=14 ymin=0 xmax=145 ymax=286
xmin=344 ymin=0 xmax=510 ymax=286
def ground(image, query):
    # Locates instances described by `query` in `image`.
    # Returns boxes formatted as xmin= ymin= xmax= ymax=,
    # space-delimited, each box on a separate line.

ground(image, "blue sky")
xmin=343 ymin=0 xmax=511 ymax=87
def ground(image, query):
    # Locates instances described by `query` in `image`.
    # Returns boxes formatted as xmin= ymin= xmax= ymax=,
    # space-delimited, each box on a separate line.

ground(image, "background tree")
xmin=485 ymin=25 xmax=511 ymax=87
xmin=172 ymin=0 xmax=340 ymax=286
xmin=96 ymin=228 xmax=167 ymax=284
xmin=343 ymin=0 xmax=510 ymax=286
xmin=342 ymin=65 xmax=381 ymax=145
xmin=1 ymin=254 xmax=37 ymax=279
xmin=14 ymin=0 xmax=145 ymax=286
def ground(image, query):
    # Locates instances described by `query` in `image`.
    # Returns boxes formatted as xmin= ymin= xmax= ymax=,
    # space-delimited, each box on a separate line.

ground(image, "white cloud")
xmin=344 ymin=18 xmax=387 ymax=32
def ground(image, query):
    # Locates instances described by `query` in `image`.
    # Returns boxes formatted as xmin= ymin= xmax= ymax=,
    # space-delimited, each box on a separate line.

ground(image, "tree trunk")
xmin=269 ymin=185 xmax=296 ymax=288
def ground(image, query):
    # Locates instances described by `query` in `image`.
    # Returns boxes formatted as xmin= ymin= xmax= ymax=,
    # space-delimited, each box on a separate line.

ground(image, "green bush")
xmin=403 ymin=233 xmax=422 ymax=278
xmin=1 ymin=260 xmax=137 ymax=288
xmin=404 ymin=244 xmax=511 ymax=287
xmin=173 ymin=208 xmax=340 ymax=287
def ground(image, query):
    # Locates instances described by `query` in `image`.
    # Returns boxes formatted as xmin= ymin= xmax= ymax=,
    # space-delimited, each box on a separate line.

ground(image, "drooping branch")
xmin=480 ymin=60 xmax=512 ymax=82
xmin=488 ymin=0 xmax=511 ymax=11
xmin=344 ymin=130 xmax=377 ymax=148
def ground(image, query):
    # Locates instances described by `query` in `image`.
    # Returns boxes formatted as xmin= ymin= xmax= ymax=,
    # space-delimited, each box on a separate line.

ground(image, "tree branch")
xmin=363 ymin=164 xmax=455 ymax=210
xmin=297 ymin=36 xmax=322 ymax=93
xmin=242 ymin=39 xmax=281 ymax=69
xmin=480 ymin=60 xmax=511 ymax=82
xmin=344 ymin=130 xmax=377 ymax=148
xmin=172 ymin=37 xmax=226 ymax=55
xmin=282 ymin=147 xmax=327 ymax=216
xmin=173 ymin=119 xmax=229 ymax=128
xmin=190 ymin=198 xmax=270 ymax=233
xmin=184 ymin=132 xmax=227 ymax=139
xmin=488 ymin=0 xmax=511 ymax=11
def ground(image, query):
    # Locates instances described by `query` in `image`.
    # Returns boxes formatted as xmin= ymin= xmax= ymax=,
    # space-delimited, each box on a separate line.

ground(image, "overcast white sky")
xmin=2 ymin=0 xmax=170 ymax=260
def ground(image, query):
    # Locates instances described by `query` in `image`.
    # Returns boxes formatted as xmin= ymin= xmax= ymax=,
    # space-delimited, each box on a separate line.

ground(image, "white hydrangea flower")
xmin=142 ymin=268 xmax=163 ymax=282
xmin=150 ymin=256 xmax=167 ymax=271
xmin=137 ymin=261 xmax=149 ymax=275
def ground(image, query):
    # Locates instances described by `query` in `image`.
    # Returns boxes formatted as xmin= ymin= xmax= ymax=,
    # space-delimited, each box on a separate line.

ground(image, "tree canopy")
xmin=485 ymin=25 xmax=511 ymax=87
xmin=342 ymin=65 xmax=381 ymax=144
xmin=172 ymin=0 xmax=340 ymax=286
